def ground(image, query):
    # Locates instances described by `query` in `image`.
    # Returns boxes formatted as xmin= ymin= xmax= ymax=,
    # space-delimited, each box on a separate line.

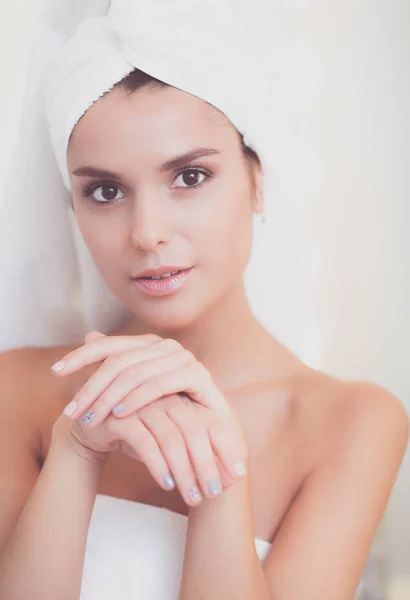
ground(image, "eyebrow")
xmin=72 ymin=147 xmax=222 ymax=179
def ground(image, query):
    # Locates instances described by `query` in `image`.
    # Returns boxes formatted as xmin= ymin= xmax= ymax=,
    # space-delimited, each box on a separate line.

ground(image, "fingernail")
xmin=189 ymin=485 xmax=201 ymax=504
xmin=207 ymin=478 xmax=222 ymax=496
xmin=63 ymin=400 xmax=77 ymax=417
xmin=163 ymin=474 xmax=175 ymax=490
xmin=51 ymin=360 xmax=66 ymax=372
xmin=81 ymin=410 xmax=94 ymax=425
xmin=233 ymin=461 xmax=247 ymax=477
xmin=112 ymin=403 xmax=125 ymax=416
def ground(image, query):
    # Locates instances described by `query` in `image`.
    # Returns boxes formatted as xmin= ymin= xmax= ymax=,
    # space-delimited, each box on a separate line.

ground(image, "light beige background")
xmin=1 ymin=1 xmax=409 ymax=598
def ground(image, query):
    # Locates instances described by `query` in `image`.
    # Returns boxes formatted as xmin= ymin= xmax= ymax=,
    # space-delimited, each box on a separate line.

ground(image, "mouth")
xmin=138 ymin=269 xmax=183 ymax=281
xmin=132 ymin=267 xmax=193 ymax=296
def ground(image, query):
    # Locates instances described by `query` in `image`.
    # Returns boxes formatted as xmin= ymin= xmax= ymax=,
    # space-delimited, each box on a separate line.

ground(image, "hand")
xmin=51 ymin=331 xmax=249 ymax=506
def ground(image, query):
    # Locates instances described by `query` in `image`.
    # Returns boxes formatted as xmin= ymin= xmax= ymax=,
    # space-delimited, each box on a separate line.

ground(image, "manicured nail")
xmin=189 ymin=485 xmax=201 ymax=504
xmin=112 ymin=403 xmax=125 ymax=416
xmin=63 ymin=400 xmax=77 ymax=417
xmin=81 ymin=410 xmax=94 ymax=425
xmin=233 ymin=462 xmax=247 ymax=477
xmin=163 ymin=474 xmax=175 ymax=490
xmin=207 ymin=478 xmax=222 ymax=496
xmin=51 ymin=360 xmax=66 ymax=372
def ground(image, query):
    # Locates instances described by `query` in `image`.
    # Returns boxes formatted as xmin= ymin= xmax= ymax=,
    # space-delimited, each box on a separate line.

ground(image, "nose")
xmin=131 ymin=190 xmax=172 ymax=252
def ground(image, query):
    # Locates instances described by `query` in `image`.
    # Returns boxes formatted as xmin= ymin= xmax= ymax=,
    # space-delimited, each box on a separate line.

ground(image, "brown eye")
xmin=92 ymin=185 xmax=124 ymax=203
xmin=174 ymin=169 xmax=208 ymax=188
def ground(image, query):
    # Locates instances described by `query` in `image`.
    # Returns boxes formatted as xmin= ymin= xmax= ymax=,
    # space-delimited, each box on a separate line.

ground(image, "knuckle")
xmin=161 ymin=395 xmax=182 ymax=412
xmin=172 ymin=392 xmax=187 ymax=404
xmin=147 ymin=379 xmax=166 ymax=400
xmin=163 ymin=337 xmax=181 ymax=352
xmin=103 ymin=355 xmax=121 ymax=369
xmin=182 ymin=349 xmax=196 ymax=363
xmin=184 ymin=359 xmax=202 ymax=381
xmin=161 ymin=425 xmax=184 ymax=450
xmin=72 ymin=389 xmax=90 ymax=405
xmin=122 ymin=363 xmax=143 ymax=383
xmin=179 ymin=392 xmax=192 ymax=407
xmin=131 ymin=380 xmax=153 ymax=407
xmin=185 ymin=422 xmax=208 ymax=446
xmin=165 ymin=401 xmax=186 ymax=418
xmin=137 ymin=404 xmax=155 ymax=420
xmin=145 ymin=333 xmax=162 ymax=344
xmin=105 ymin=414 xmax=124 ymax=435
xmin=196 ymin=361 xmax=211 ymax=380
xmin=179 ymin=426 xmax=213 ymax=459
xmin=112 ymin=410 xmax=139 ymax=427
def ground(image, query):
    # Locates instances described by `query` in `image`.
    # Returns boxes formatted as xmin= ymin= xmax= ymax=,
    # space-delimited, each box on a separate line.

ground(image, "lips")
xmin=133 ymin=265 xmax=192 ymax=279
xmin=139 ymin=270 xmax=180 ymax=281
xmin=132 ymin=267 xmax=193 ymax=296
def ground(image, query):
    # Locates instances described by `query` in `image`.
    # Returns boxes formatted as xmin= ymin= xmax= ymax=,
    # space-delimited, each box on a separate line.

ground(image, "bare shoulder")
xmin=0 ymin=345 xmax=70 ymax=410
xmin=0 ymin=344 xmax=80 ymax=459
xmin=292 ymin=367 xmax=409 ymax=470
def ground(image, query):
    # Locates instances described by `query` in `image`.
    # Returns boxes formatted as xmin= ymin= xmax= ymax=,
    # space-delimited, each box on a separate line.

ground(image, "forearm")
xmin=179 ymin=475 xmax=273 ymax=600
xmin=0 ymin=433 xmax=106 ymax=600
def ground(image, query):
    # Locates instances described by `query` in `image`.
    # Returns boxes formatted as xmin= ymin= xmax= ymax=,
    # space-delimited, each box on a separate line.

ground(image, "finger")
xmin=112 ymin=361 xmax=230 ymax=421
xmin=138 ymin=405 xmax=203 ymax=507
xmin=83 ymin=350 xmax=195 ymax=427
xmin=61 ymin=339 xmax=179 ymax=421
xmin=85 ymin=331 xmax=106 ymax=343
xmin=213 ymin=454 xmax=237 ymax=488
xmin=207 ymin=414 xmax=249 ymax=480
xmin=165 ymin=402 xmax=223 ymax=499
xmin=51 ymin=333 xmax=164 ymax=375
xmin=66 ymin=344 xmax=192 ymax=425
xmin=107 ymin=413 xmax=177 ymax=492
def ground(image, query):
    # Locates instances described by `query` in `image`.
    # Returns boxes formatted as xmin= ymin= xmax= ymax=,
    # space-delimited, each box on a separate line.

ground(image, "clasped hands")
xmin=51 ymin=331 xmax=249 ymax=506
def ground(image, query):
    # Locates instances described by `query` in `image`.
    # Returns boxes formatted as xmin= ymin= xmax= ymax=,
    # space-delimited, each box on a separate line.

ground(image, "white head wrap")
xmin=44 ymin=0 xmax=289 ymax=192
xmin=0 ymin=0 xmax=322 ymax=357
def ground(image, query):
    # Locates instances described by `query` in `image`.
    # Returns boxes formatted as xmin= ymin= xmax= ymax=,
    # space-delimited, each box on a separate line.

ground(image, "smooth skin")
xmin=0 ymin=82 xmax=408 ymax=600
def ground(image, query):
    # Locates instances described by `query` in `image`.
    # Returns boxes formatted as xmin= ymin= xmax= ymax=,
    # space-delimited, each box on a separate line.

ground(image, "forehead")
xmin=67 ymin=85 xmax=238 ymax=168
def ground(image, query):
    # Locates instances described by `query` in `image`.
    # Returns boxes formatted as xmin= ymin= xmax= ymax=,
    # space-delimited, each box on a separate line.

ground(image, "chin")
xmin=130 ymin=302 xmax=203 ymax=335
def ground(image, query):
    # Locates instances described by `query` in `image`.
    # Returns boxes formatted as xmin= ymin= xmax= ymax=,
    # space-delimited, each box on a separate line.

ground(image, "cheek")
xmin=73 ymin=208 xmax=126 ymax=277
xmin=199 ymin=184 xmax=254 ymax=275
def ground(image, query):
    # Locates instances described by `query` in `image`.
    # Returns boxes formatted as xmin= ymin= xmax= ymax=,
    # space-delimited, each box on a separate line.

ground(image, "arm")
xmin=179 ymin=383 xmax=409 ymax=600
xmin=180 ymin=468 xmax=273 ymax=600
xmin=0 ymin=349 xmax=107 ymax=600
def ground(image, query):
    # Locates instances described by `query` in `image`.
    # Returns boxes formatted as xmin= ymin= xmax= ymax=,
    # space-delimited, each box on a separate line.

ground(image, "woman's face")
xmin=67 ymin=84 xmax=263 ymax=332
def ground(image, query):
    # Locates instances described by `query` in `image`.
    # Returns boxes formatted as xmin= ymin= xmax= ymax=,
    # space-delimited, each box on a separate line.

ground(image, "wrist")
xmin=51 ymin=422 xmax=109 ymax=468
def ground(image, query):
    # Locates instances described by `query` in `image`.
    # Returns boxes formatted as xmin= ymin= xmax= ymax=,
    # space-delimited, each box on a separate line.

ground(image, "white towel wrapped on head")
xmin=44 ymin=0 xmax=289 ymax=191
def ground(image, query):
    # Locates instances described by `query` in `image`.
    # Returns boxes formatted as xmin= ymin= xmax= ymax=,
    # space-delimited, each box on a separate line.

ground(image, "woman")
xmin=0 ymin=2 xmax=408 ymax=599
